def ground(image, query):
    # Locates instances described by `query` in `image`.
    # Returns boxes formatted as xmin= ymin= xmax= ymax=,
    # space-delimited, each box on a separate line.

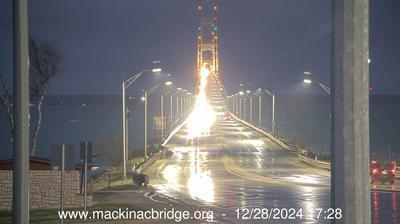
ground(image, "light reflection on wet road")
xmin=151 ymin=120 xmax=400 ymax=223
xmin=152 ymin=117 xmax=333 ymax=223
xmin=148 ymin=77 xmax=400 ymax=224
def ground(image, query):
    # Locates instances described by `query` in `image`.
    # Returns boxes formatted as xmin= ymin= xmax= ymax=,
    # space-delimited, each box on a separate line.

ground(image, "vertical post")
xmin=121 ymin=82 xmax=127 ymax=178
xmin=232 ymin=97 xmax=236 ymax=113
xmin=243 ymin=96 xmax=247 ymax=120
xmin=125 ymin=107 xmax=129 ymax=167
xmin=331 ymin=0 xmax=370 ymax=223
xmin=180 ymin=97 xmax=183 ymax=118
xmin=176 ymin=96 xmax=179 ymax=121
xmin=239 ymin=98 xmax=242 ymax=118
xmin=249 ymin=96 xmax=253 ymax=122
xmin=83 ymin=142 xmax=87 ymax=213
xmin=235 ymin=98 xmax=238 ymax=116
xmin=12 ymin=0 xmax=29 ymax=223
xmin=144 ymin=91 xmax=148 ymax=159
xmin=258 ymin=95 xmax=262 ymax=127
xmin=170 ymin=94 xmax=173 ymax=129
xmin=107 ymin=169 xmax=111 ymax=188
xmin=60 ymin=145 xmax=65 ymax=224
xmin=272 ymin=94 xmax=275 ymax=135
xmin=161 ymin=94 xmax=164 ymax=139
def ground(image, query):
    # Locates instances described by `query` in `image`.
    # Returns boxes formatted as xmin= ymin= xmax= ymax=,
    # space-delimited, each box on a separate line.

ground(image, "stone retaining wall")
xmin=0 ymin=170 xmax=92 ymax=210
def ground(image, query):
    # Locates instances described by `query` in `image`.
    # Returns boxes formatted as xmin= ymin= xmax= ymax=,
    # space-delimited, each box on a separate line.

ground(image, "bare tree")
xmin=0 ymin=38 xmax=61 ymax=155
xmin=29 ymin=37 xmax=61 ymax=156
xmin=0 ymin=68 xmax=14 ymax=142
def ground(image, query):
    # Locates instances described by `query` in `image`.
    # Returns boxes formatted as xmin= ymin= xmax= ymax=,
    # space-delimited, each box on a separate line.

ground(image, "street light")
xmin=303 ymin=78 xmax=312 ymax=84
xmin=256 ymin=88 xmax=276 ymax=135
xmin=246 ymin=90 xmax=253 ymax=122
xmin=238 ymin=92 xmax=243 ymax=118
xmin=303 ymin=71 xmax=331 ymax=95
xmin=143 ymin=81 xmax=172 ymax=159
xmin=234 ymin=93 xmax=239 ymax=115
xmin=121 ymin=67 xmax=162 ymax=178
xmin=161 ymin=81 xmax=173 ymax=140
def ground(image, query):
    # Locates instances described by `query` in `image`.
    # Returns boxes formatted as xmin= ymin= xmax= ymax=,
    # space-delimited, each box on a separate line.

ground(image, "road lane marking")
xmin=222 ymin=155 xmax=330 ymax=188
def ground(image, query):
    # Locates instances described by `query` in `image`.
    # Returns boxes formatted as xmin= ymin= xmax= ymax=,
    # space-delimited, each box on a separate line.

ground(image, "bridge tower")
xmin=196 ymin=0 xmax=219 ymax=76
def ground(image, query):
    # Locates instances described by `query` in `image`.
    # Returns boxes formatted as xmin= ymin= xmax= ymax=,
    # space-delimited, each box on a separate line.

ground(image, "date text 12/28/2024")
xmin=235 ymin=208 xmax=343 ymax=220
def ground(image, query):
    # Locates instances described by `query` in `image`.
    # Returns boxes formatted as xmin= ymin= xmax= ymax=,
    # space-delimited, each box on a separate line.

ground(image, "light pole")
xmin=121 ymin=67 xmax=161 ymax=178
xmin=160 ymin=81 xmax=173 ymax=140
xmin=303 ymin=72 xmax=331 ymax=95
xmin=176 ymin=87 xmax=182 ymax=122
xmin=170 ymin=94 xmax=173 ymax=129
xmin=230 ymin=96 xmax=234 ymax=113
xmin=257 ymin=88 xmax=276 ymax=135
xmin=235 ymin=94 xmax=239 ymax=115
xmin=238 ymin=91 xmax=244 ymax=119
xmin=246 ymin=90 xmax=252 ymax=122
xmin=142 ymin=81 xmax=172 ymax=159
xmin=180 ymin=97 xmax=183 ymax=118
xmin=258 ymin=94 xmax=262 ymax=127
xmin=12 ymin=0 xmax=30 ymax=223
xmin=160 ymin=94 xmax=164 ymax=139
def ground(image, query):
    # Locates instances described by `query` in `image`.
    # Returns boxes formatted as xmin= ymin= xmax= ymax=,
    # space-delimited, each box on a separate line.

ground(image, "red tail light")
xmin=392 ymin=169 xmax=396 ymax=174
xmin=372 ymin=169 xmax=378 ymax=174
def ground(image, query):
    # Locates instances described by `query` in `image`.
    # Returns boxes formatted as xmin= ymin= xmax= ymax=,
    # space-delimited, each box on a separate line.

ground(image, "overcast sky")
xmin=0 ymin=0 xmax=399 ymax=95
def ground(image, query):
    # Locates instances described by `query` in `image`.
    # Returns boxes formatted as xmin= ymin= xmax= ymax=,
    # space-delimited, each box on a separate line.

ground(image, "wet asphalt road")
xmin=146 ymin=75 xmax=399 ymax=224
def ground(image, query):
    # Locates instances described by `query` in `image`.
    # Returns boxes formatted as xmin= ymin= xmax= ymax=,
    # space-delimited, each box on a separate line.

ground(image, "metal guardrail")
xmin=298 ymin=154 xmax=331 ymax=171
xmin=136 ymin=151 xmax=163 ymax=174
xmin=136 ymin=114 xmax=191 ymax=174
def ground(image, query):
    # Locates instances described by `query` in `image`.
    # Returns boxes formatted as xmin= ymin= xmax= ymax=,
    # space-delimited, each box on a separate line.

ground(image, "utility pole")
xmin=239 ymin=98 xmax=242 ymax=119
xmin=83 ymin=142 xmax=88 ymax=213
xmin=243 ymin=97 xmax=247 ymax=121
xmin=12 ymin=0 xmax=30 ymax=223
xmin=271 ymin=94 xmax=275 ymax=135
xmin=331 ymin=0 xmax=370 ymax=223
xmin=176 ymin=96 xmax=179 ymax=121
xmin=249 ymin=96 xmax=253 ymax=122
xmin=170 ymin=95 xmax=173 ymax=129
xmin=180 ymin=97 xmax=183 ymax=118
xmin=232 ymin=97 xmax=236 ymax=114
xmin=144 ymin=91 xmax=148 ymax=159
xmin=60 ymin=145 xmax=65 ymax=224
xmin=236 ymin=97 xmax=239 ymax=116
xmin=258 ymin=95 xmax=262 ymax=127
xmin=121 ymin=82 xmax=127 ymax=178
xmin=161 ymin=94 xmax=164 ymax=139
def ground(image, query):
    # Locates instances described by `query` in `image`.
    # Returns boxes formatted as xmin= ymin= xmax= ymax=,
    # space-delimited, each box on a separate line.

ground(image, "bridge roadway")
xmin=143 ymin=75 xmax=400 ymax=223
xmin=143 ymin=75 xmax=332 ymax=223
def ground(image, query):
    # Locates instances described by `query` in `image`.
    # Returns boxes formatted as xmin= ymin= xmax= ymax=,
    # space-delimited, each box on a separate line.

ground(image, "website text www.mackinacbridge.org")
xmin=58 ymin=208 xmax=214 ymax=222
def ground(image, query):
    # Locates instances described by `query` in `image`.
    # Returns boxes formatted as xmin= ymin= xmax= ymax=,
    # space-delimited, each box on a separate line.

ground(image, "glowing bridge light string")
xmin=187 ymin=66 xmax=217 ymax=139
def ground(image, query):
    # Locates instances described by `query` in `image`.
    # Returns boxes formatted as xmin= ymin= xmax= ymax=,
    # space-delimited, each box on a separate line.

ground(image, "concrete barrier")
xmin=298 ymin=154 xmax=331 ymax=171
xmin=229 ymin=113 xmax=296 ymax=152
xmin=161 ymin=116 xmax=189 ymax=147
xmin=136 ymin=115 xmax=190 ymax=174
